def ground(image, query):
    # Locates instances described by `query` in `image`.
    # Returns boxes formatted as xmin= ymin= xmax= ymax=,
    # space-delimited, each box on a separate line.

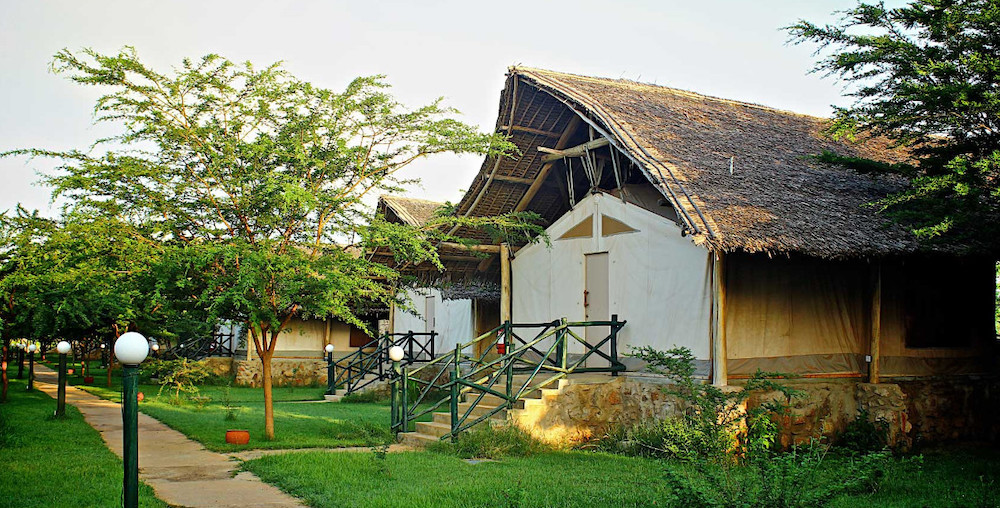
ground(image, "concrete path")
xmin=33 ymin=365 xmax=305 ymax=508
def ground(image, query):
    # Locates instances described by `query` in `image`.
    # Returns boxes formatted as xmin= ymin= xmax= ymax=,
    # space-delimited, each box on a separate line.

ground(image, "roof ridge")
xmin=510 ymin=66 xmax=828 ymax=122
xmin=380 ymin=194 xmax=446 ymax=206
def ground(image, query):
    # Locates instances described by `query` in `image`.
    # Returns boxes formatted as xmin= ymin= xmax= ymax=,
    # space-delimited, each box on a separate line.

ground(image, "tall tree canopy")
xmin=4 ymin=48 xmax=540 ymax=438
xmin=788 ymin=0 xmax=1000 ymax=245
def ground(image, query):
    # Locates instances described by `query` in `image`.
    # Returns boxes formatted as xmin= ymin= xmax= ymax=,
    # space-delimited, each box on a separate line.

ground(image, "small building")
xmin=377 ymin=196 xmax=502 ymax=355
xmin=438 ymin=67 xmax=997 ymax=444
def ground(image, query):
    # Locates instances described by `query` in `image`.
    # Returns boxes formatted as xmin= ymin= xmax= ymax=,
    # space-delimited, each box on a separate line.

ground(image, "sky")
xmin=0 ymin=0 xmax=900 ymax=217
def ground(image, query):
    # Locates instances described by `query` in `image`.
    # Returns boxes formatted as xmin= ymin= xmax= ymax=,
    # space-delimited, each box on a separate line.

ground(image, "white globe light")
xmin=115 ymin=332 xmax=149 ymax=365
xmin=324 ymin=344 xmax=334 ymax=354
xmin=388 ymin=345 xmax=405 ymax=362
xmin=27 ymin=343 xmax=37 ymax=353
xmin=151 ymin=343 xmax=160 ymax=352
xmin=56 ymin=341 xmax=72 ymax=354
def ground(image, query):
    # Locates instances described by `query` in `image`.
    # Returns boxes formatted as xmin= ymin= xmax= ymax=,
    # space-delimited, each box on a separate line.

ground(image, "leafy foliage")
xmin=2 ymin=47 xmax=544 ymax=439
xmin=145 ymin=358 xmax=212 ymax=402
xmin=661 ymin=446 xmax=897 ymax=508
xmin=623 ymin=346 xmax=802 ymax=462
xmin=428 ymin=422 xmax=551 ymax=459
xmin=788 ymin=0 xmax=1000 ymax=245
xmin=838 ymin=409 xmax=891 ymax=453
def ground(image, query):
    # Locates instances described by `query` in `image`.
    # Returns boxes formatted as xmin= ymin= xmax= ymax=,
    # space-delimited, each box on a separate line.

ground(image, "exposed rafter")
xmin=514 ymin=115 xmax=583 ymax=212
xmin=538 ymin=137 xmax=610 ymax=163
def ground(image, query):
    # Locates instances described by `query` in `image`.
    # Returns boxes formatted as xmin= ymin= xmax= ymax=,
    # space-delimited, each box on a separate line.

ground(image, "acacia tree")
xmin=788 ymin=0 xmax=1000 ymax=245
xmin=11 ymin=48 xmax=539 ymax=439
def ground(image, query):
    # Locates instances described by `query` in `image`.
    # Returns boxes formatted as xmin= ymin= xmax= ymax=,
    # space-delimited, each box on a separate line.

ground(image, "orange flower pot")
xmin=225 ymin=430 xmax=250 ymax=445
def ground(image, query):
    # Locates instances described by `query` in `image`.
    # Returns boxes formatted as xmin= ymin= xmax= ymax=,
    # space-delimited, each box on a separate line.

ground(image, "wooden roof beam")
xmin=514 ymin=115 xmax=583 ymax=212
xmin=489 ymin=174 xmax=536 ymax=185
xmin=500 ymin=125 xmax=562 ymax=138
xmin=538 ymin=137 xmax=610 ymax=163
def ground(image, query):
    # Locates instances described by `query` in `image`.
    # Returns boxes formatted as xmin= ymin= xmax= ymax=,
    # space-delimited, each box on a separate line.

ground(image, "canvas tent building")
xmin=377 ymin=196 xmax=503 ymax=355
xmin=431 ymin=67 xmax=996 ymax=442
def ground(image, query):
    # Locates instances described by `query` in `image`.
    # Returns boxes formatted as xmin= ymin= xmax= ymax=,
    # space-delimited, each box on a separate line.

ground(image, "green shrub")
xmin=838 ymin=409 xmax=890 ymax=453
xmin=617 ymin=346 xmax=801 ymax=462
xmin=144 ymin=358 xmax=212 ymax=402
xmin=341 ymin=389 xmax=388 ymax=404
xmin=429 ymin=422 xmax=550 ymax=460
xmin=597 ymin=417 xmax=725 ymax=461
xmin=661 ymin=445 xmax=896 ymax=508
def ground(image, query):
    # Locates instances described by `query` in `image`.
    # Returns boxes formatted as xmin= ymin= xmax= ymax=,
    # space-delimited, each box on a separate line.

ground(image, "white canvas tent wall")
xmin=393 ymin=288 xmax=474 ymax=355
xmin=511 ymin=192 xmax=714 ymax=374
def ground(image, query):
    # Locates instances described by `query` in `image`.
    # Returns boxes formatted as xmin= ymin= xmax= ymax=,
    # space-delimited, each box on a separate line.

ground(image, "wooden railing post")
xmin=450 ymin=347 xmax=461 ymax=442
xmin=407 ymin=330 xmax=415 ymax=363
xmin=559 ymin=318 xmax=568 ymax=371
xmin=430 ymin=331 xmax=437 ymax=359
xmin=610 ymin=314 xmax=620 ymax=376
xmin=504 ymin=321 xmax=514 ymax=409
xmin=401 ymin=366 xmax=410 ymax=433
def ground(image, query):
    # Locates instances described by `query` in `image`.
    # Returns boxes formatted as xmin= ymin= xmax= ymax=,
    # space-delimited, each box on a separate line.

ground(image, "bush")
xmin=144 ymin=358 xmax=212 ymax=402
xmin=429 ymin=422 xmax=550 ymax=460
xmin=661 ymin=445 xmax=895 ymax=508
xmin=610 ymin=346 xmax=801 ymax=463
xmin=597 ymin=417 xmax=726 ymax=461
xmin=838 ymin=409 xmax=890 ymax=453
xmin=340 ymin=390 xmax=387 ymax=404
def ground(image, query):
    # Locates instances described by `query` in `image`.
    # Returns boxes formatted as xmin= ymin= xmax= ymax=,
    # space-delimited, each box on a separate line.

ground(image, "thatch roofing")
xmin=452 ymin=67 xmax=934 ymax=259
xmin=378 ymin=195 xmax=444 ymax=227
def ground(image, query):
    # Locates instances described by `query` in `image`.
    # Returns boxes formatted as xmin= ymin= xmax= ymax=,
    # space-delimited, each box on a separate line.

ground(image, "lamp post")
xmin=388 ymin=345 xmax=404 ymax=433
xmin=55 ymin=341 xmax=72 ymax=417
xmin=115 ymin=332 xmax=149 ymax=508
xmin=324 ymin=344 xmax=335 ymax=396
xmin=26 ymin=343 xmax=36 ymax=390
xmin=151 ymin=342 xmax=159 ymax=359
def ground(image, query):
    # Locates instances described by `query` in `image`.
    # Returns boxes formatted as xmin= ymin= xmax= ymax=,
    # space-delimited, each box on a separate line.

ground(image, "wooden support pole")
xmin=500 ymin=243 xmax=512 ymax=324
xmin=538 ymin=137 xmax=610 ymax=163
xmin=869 ymin=262 xmax=882 ymax=384
xmin=438 ymin=242 xmax=501 ymax=254
xmin=712 ymin=253 xmax=728 ymax=387
xmin=514 ymin=115 xmax=582 ymax=212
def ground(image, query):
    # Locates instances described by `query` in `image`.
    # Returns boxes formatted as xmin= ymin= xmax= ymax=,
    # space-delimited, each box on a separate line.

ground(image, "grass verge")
xmin=243 ymin=450 xmax=675 ymax=507
xmin=67 ymin=363 xmax=429 ymax=452
xmin=0 ymin=377 xmax=166 ymax=508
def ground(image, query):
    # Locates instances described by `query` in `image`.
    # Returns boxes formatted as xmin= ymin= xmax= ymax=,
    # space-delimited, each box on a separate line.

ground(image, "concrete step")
xmin=415 ymin=421 xmax=453 ymax=438
xmin=434 ymin=405 xmax=508 ymax=423
xmin=398 ymin=432 xmax=439 ymax=446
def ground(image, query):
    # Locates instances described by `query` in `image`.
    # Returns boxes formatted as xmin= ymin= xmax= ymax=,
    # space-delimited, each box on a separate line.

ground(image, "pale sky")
xmin=0 ymin=0 xmax=897 ymax=217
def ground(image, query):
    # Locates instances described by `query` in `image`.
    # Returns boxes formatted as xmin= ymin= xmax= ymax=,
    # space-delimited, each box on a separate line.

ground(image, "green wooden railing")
xmin=390 ymin=316 xmax=625 ymax=440
xmin=331 ymin=331 xmax=437 ymax=396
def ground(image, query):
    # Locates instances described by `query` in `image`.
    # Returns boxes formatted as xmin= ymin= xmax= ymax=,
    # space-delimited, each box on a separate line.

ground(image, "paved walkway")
xmin=33 ymin=365 xmax=304 ymax=508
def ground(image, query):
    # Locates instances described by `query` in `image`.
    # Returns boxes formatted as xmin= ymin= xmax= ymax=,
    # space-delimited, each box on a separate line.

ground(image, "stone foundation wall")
xmin=234 ymin=359 xmax=328 ymax=387
xmin=513 ymin=376 xmax=683 ymax=444
xmin=203 ymin=357 xmax=234 ymax=378
xmin=512 ymin=374 xmax=999 ymax=448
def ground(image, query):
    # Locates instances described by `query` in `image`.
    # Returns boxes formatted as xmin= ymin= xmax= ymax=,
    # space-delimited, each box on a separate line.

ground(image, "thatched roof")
xmin=451 ymin=67 xmax=935 ymax=259
xmin=378 ymin=195 xmax=444 ymax=226
xmin=373 ymin=194 xmax=499 ymax=286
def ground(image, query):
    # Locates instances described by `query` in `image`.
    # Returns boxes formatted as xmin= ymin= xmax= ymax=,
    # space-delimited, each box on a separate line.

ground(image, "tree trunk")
xmin=261 ymin=349 xmax=275 ymax=440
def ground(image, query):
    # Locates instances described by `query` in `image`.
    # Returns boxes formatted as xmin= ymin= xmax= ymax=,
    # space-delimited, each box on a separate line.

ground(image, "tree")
xmin=787 ymin=0 xmax=1000 ymax=245
xmin=7 ymin=48 xmax=540 ymax=439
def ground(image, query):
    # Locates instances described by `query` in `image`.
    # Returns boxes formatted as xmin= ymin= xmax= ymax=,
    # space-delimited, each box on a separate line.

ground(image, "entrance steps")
xmin=398 ymin=372 xmax=616 ymax=446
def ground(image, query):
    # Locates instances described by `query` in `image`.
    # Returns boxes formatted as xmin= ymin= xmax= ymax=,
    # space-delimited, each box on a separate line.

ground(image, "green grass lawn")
xmin=244 ymin=450 xmax=677 ymax=507
xmin=53 ymin=360 xmax=428 ymax=452
xmin=0 ymin=377 xmax=166 ymax=508
xmin=242 ymin=446 xmax=1000 ymax=508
